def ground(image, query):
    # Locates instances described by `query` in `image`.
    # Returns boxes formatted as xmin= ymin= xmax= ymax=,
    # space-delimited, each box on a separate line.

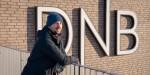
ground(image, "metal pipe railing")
xmin=0 ymin=46 xmax=118 ymax=75
xmin=46 ymin=64 xmax=118 ymax=75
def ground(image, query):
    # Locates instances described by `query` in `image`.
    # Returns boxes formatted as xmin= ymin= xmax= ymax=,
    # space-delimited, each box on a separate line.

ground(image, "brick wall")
xmin=0 ymin=0 xmax=150 ymax=75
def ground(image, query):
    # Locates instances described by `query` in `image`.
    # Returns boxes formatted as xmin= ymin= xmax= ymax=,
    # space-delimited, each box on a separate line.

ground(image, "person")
xmin=21 ymin=12 xmax=78 ymax=75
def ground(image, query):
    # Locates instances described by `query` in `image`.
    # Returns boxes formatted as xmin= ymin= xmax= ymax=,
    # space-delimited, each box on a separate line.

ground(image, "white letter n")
xmin=80 ymin=8 xmax=110 ymax=65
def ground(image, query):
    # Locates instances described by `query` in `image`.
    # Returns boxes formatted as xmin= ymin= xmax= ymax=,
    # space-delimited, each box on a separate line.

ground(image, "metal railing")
xmin=0 ymin=46 xmax=118 ymax=75
xmin=46 ymin=64 xmax=118 ymax=75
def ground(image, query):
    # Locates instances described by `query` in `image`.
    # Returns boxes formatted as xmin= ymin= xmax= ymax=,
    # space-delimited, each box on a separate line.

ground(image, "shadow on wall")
xmin=72 ymin=8 xmax=80 ymax=59
xmin=84 ymin=0 xmax=106 ymax=57
xmin=27 ymin=7 xmax=36 ymax=51
xmin=120 ymin=15 xmax=136 ymax=50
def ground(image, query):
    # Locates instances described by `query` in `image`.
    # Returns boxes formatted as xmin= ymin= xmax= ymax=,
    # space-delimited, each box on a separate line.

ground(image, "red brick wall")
xmin=0 ymin=0 xmax=150 ymax=75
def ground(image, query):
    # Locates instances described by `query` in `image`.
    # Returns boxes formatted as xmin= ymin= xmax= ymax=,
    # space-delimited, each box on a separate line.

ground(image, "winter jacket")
xmin=21 ymin=27 xmax=67 ymax=75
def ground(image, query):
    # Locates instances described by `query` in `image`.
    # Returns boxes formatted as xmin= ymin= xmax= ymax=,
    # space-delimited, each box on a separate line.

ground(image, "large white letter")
xmin=80 ymin=0 xmax=110 ymax=65
xmin=116 ymin=10 xmax=139 ymax=55
xmin=37 ymin=7 xmax=73 ymax=53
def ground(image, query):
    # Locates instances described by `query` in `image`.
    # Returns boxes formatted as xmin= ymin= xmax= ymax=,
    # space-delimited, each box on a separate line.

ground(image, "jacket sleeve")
xmin=42 ymin=36 xmax=68 ymax=66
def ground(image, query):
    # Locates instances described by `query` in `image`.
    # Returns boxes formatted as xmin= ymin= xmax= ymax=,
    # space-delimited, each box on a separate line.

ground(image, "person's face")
xmin=49 ymin=21 xmax=63 ymax=34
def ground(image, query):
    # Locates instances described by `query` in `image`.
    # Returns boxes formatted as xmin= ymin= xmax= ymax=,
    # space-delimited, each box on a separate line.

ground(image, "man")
xmin=21 ymin=12 xmax=78 ymax=75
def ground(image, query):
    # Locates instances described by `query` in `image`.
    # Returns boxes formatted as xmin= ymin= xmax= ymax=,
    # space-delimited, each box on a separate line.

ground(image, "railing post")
xmin=75 ymin=65 xmax=79 ymax=75
xmin=66 ymin=65 xmax=71 ymax=75
xmin=96 ymin=71 xmax=103 ymax=75
xmin=85 ymin=68 xmax=90 ymax=75
xmin=46 ymin=64 xmax=118 ymax=75
xmin=70 ymin=64 xmax=75 ymax=75
xmin=104 ymin=73 xmax=110 ymax=75
xmin=91 ymin=70 xmax=96 ymax=75
xmin=62 ymin=66 xmax=67 ymax=75
xmin=80 ymin=66 xmax=84 ymax=75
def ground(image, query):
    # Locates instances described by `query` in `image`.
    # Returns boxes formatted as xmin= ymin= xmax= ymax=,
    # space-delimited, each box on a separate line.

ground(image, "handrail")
xmin=73 ymin=64 xmax=114 ymax=74
xmin=46 ymin=64 xmax=118 ymax=75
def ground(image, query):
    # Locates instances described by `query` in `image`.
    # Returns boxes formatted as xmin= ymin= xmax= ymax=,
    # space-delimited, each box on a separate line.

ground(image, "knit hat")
xmin=46 ymin=12 xmax=63 ymax=27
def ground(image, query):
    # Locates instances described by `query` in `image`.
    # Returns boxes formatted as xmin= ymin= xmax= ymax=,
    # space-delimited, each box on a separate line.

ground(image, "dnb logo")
xmin=36 ymin=0 xmax=139 ymax=65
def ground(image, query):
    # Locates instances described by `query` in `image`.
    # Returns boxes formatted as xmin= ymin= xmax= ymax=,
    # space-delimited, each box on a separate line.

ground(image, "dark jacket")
xmin=21 ymin=26 xmax=67 ymax=75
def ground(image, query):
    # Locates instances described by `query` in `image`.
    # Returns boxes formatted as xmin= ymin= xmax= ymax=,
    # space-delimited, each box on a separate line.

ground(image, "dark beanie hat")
xmin=46 ymin=12 xmax=63 ymax=27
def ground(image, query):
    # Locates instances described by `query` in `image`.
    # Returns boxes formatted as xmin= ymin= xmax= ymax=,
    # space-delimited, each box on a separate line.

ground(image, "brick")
xmin=0 ymin=8 xmax=7 ymax=11
xmin=0 ymin=2 xmax=7 ymax=5
xmin=10 ymin=28 xmax=19 ymax=31
xmin=20 ymin=0 xmax=28 ymax=2
xmin=0 ymin=34 xmax=9 ymax=37
xmin=8 ymin=23 xmax=16 ymax=25
xmin=8 ymin=17 xmax=16 ymax=20
xmin=2 ymin=20 xmax=11 ymax=22
xmin=19 ymin=6 xmax=28 ymax=9
xmin=17 ymin=2 xmax=27 ymax=5
xmin=0 ymin=4 xmax=10 ymax=8
xmin=11 ymin=5 xmax=19 ymax=8
xmin=1 ymin=0 xmax=10 ymax=2
xmin=1 ymin=14 xmax=10 ymax=16
xmin=11 ymin=0 xmax=19 ymax=2
xmin=5 ymin=11 xmax=15 ymax=14
xmin=0 ymin=17 xmax=7 ymax=19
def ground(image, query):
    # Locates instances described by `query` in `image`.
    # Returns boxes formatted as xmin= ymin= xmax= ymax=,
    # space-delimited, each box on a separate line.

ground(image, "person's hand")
xmin=71 ymin=56 xmax=79 ymax=64
xmin=53 ymin=63 xmax=64 ymax=73
xmin=66 ymin=56 xmax=79 ymax=65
